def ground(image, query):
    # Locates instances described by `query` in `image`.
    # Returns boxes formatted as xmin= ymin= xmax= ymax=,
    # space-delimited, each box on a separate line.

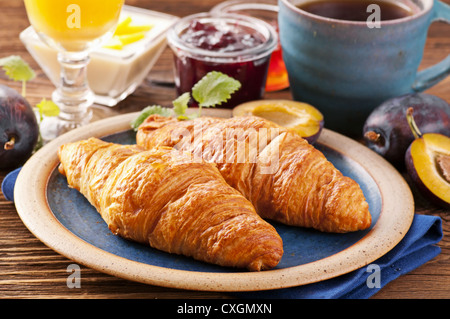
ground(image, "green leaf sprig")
xmin=0 ymin=55 xmax=60 ymax=119
xmin=0 ymin=55 xmax=61 ymax=150
xmin=130 ymin=105 xmax=173 ymax=130
xmin=131 ymin=71 xmax=241 ymax=130
xmin=35 ymin=98 xmax=60 ymax=121
xmin=0 ymin=55 xmax=36 ymax=97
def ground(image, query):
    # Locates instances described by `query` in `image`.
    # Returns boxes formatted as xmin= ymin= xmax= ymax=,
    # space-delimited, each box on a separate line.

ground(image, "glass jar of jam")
xmin=211 ymin=0 xmax=290 ymax=92
xmin=167 ymin=12 xmax=277 ymax=109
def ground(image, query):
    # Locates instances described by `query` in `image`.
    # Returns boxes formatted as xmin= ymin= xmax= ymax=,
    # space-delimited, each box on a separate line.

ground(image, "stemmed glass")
xmin=23 ymin=0 xmax=124 ymax=141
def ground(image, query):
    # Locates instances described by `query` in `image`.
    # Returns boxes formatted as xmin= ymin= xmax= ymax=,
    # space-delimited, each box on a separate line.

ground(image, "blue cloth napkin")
xmin=234 ymin=213 xmax=442 ymax=299
xmin=1 ymin=167 xmax=443 ymax=299
xmin=1 ymin=167 xmax=21 ymax=202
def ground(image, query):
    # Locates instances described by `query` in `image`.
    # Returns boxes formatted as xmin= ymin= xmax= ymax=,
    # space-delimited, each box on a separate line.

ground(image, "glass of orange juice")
xmin=23 ymin=0 xmax=124 ymax=141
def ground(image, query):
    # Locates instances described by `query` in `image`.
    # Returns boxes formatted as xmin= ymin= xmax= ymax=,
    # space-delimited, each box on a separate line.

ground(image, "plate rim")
xmin=14 ymin=110 xmax=415 ymax=292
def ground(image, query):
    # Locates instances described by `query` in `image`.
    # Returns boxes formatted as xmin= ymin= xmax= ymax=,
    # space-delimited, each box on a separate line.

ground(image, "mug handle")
xmin=412 ymin=0 xmax=450 ymax=92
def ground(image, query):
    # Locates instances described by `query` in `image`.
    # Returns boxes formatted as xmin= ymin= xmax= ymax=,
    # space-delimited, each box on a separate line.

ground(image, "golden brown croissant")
xmin=57 ymin=137 xmax=283 ymax=271
xmin=137 ymin=115 xmax=371 ymax=233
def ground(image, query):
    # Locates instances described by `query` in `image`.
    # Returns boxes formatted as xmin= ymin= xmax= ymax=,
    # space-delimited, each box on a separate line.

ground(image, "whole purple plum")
xmin=363 ymin=93 xmax=450 ymax=166
xmin=0 ymin=85 xmax=39 ymax=169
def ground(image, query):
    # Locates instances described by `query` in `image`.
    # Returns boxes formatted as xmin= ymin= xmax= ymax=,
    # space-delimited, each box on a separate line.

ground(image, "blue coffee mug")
xmin=278 ymin=0 xmax=450 ymax=136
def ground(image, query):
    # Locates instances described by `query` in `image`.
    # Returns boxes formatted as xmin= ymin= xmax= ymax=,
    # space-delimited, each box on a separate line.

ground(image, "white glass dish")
xmin=21 ymin=5 xmax=178 ymax=107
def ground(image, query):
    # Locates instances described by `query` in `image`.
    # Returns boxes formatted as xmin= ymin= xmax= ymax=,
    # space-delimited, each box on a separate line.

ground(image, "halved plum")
xmin=363 ymin=93 xmax=450 ymax=167
xmin=405 ymin=108 xmax=450 ymax=208
xmin=232 ymin=99 xmax=324 ymax=144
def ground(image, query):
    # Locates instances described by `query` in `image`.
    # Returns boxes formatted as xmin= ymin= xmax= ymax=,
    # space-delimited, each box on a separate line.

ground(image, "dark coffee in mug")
xmin=297 ymin=0 xmax=414 ymax=21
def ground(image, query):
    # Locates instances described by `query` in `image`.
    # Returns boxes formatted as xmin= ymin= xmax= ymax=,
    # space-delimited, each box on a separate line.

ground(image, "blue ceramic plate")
xmin=14 ymin=111 xmax=414 ymax=291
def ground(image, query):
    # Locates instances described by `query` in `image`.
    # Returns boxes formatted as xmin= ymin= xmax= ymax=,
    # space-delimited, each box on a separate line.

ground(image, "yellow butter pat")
xmin=104 ymin=16 xmax=153 ymax=50
xmin=103 ymin=37 xmax=124 ymax=50
xmin=117 ymin=32 xmax=146 ymax=46
xmin=115 ymin=24 xmax=153 ymax=36
xmin=114 ymin=16 xmax=133 ymax=35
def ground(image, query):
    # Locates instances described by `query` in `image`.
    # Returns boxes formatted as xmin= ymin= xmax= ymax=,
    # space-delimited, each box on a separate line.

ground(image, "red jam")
xmin=180 ymin=20 xmax=264 ymax=52
xmin=170 ymin=18 xmax=276 ymax=108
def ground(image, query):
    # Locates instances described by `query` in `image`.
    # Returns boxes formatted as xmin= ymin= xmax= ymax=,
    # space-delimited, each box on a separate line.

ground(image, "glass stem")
xmin=52 ymin=51 xmax=94 ymax=126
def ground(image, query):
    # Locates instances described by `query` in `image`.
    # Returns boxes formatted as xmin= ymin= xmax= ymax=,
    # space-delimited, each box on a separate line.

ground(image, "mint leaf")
xmin=131 ymin=105 xmax=173 ymax=130
xmin=0 ymin=55 xmax=36 ymax=82
xmin=192 ymin=71 xmax=241 ymax=108
xmin=130 ymin=71 xmax=242 ymax=130
xmin=177 ymin=112 xmax=200 ymax=121
xmin=0 ymin=55 xmax=36 ymax=97
xmin=36 ymin=98 xmax=60 ymax=120
xmin=172 ymin=92 xmax=191 ymax=118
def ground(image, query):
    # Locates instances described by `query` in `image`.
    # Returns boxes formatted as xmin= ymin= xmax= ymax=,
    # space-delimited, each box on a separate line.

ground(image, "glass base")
xmin=40 ymin=109 xmax=93 ymax=142
xmin=39 ymin=104 xmax=119 ymax=143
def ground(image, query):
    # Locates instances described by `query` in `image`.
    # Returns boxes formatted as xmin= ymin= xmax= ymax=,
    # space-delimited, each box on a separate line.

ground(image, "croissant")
xmin=137 ymin=115 xmax=372 ymax=233
xmin=57 ymin=137 xmax=283 ymax=271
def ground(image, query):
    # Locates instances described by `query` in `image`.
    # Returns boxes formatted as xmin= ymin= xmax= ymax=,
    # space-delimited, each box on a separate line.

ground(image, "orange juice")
xmin=24 ymin=0 xmax=124 ymax=51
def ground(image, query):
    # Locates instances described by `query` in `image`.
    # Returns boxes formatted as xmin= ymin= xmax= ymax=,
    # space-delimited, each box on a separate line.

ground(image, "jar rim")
xmin=210 ymin=0 xmax=279 ymax=15
xmin=166 ymin=12 xmax=278 ymax=63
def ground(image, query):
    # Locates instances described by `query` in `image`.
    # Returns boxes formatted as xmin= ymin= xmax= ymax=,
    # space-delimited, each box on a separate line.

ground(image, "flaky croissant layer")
xmin=137 ymin=115 xmax=372 ymax=233
xmin=57 ymin=138 xmax=283 ymax=271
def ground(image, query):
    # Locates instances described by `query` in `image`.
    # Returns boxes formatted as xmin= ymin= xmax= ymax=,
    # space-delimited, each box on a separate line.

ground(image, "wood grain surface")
xmin=0 ymin=0 xmax=449 ymax=299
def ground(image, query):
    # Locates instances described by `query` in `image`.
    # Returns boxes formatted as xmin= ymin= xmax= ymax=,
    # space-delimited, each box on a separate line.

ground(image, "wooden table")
xmin=1 ymin=0 xmax=449 ymax=299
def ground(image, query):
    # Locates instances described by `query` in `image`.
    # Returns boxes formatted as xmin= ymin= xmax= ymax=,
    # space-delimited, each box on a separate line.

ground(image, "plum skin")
xmin=363 ymin=93 xmax=450 ymax=166
xmin=304 ymin=120 xmax=323 ymax=145
xmin=0 ymin=85 xmax=39 ymax=169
